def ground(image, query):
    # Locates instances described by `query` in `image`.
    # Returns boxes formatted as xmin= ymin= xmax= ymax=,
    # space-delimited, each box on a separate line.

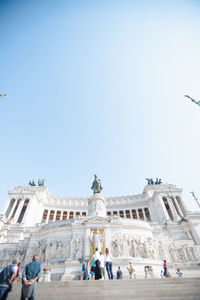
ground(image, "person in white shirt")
xmin=104 ymin=248 xmax=113 ymax=280
xmin=99 ymin=252 xmax=105 ymax=280
xmin=94 ymin=248 xmax=100 ymax=262
xmin=127 ymin=262 xmax=135 ymax=279
xmin=176 ymin=268 xmax=183 ymax=278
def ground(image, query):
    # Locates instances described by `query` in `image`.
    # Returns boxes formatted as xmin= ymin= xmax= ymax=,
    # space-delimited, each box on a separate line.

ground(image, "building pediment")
xmin=84 ymin=216 xmax=110 ymax=224
xmin=8 ymin=186 xmax=36 ymax=195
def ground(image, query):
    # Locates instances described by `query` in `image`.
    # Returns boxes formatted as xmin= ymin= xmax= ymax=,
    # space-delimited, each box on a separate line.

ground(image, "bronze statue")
xmin=38 ymin=179 xmax=45 ymax=186
xmin=146 ymin=178 xmax=162 ymax=185
xmin=145 ymin=178 xmax=154 ymax=185
xmin=91 ymin=175 xmax=103 ymax=194
xmin=155 ymin=178 xmax=162 ymax=185
xmin=28 ymin=180 xmax=36 ymax=186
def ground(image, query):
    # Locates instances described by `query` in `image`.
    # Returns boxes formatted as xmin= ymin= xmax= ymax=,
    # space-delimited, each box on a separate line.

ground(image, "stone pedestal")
xmin=88 ymin=193 xmax=106 ymax=218
xmin=61 ymin=261 xmax=82 ymax=281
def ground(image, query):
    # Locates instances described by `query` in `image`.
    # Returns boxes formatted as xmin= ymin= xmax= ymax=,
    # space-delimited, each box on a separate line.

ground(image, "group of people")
xmin=82 ymin=255 xmax=183 ymax=281
xmin=116 ymin=262 xmax=136 ymax=280
xmin=0 ymin=255 xmax=41 ymax=300
xmin=161 ymin=260 xmax=183 ymax=278
xmin=0 ymin=255 xmax=184 ymax=300
xmin=82 ymin=248 xmax=137 ymax=280
xmin=82 ymin=247 xmax=114 ymax=280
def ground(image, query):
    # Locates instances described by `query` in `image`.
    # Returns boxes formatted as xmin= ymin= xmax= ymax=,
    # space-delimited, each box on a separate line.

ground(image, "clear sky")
xmin=0 ymin=0 xmax=200 ymax=212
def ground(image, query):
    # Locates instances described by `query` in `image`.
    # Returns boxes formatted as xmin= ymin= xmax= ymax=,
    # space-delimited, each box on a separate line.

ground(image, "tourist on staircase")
xmin=90 ymin=256 xmax=95 ymax=280
xmin=20 ymin=255 xmax=41 ymax=300
xmin=0 ymin=258 xmax=19 ymax=300
xmin=94 ymin=260 xmax=102 ymax=280
xmin=176 ymin=268 xmax=183 ymax=278
xmin=127 ymin=262 xmax=135 ymax=279
xmin=163 ymin=260 xmax=168 ymax=278
xmin=94 ymin=248 xmax=100 ymax=263
xmin=104 ymin=248 xmax=113 ymax=280
xmin=99 ymin=252 xmax=106 ymax=280
xmin=82 ymin=260 xmax=90 ymax=280
xmin=116 ymin=266 xmax=123 ymax=279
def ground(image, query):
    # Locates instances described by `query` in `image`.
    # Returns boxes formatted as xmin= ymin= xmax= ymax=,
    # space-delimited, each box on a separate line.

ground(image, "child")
xmin=176 ymin=268 xmax=183 ymax=278
xmin=160 ymin=270 xmax=164 ymax=278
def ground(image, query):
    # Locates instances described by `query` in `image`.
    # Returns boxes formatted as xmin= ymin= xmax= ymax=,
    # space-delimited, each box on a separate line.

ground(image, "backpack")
xmin=82 ymin=263 xmax=86 ymax=272
xmin=0 ymin=264 xmax=15 ymax=286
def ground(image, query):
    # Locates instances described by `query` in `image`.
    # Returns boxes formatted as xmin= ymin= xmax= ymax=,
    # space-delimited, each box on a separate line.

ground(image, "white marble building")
xmin=0 ymin=181 xmax=200 ymax=280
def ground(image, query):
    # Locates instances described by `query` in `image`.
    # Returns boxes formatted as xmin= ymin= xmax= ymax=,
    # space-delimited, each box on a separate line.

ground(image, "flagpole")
xmin=191 ymin=192 xmax=200 ymax=209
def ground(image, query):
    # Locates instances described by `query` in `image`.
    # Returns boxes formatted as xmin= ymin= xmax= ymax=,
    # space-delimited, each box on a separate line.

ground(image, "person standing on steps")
xmin=176 ymin=268 xmax=183 ymax=278
xmin=127 ymin=262 xmax=135 ymax=279
xmin=116 ymin=266 xmax=123 ymax=279
xmin=90 ymin=256 xmax=95 ymax=280
xmin=20 ymin=255 xmax=41 ymax=300
xmin=163 ymin=260 xmax=168 ymax=278
xmin=104 ymin=248 xmax=113 ymax=280
xmin=94 ymin=248 xmax=100 ymax=263
xmin=99 ymin=251 xmax=106 ymax=280
xmin=0 ymin=258 xmax=19 ymax=300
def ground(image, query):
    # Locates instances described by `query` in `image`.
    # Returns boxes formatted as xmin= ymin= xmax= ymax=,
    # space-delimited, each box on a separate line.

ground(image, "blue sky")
xmin=0 ymin=0 xmax=200 ymax=211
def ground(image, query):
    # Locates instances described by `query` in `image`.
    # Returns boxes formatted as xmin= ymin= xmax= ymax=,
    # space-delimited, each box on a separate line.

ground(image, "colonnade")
xmin=5 ymin=198 xmax=30 ymax=224
xmin=42 ymin=209 xmax=87 ymax=223
xmin=4 ymin=195 xmax=185 ymax=226
xmin=162 ymin=196 xmax=186 ymax=222
xmin=41 ymin=207 xmax=151 ymax=223
xmin=107 ymin=207 xmax=151 ymax=221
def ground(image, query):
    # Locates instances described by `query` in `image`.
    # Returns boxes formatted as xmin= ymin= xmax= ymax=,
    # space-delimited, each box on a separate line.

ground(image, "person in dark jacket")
xmin=20 ymin=255 xmax=41 ymax=300
xmin=94 ymin=259 xmax=102 ymax=280
xmin=116 ymin=266 xmax=123 ymax=279
xmin=0 ymin=258 xmax=19 ymax=300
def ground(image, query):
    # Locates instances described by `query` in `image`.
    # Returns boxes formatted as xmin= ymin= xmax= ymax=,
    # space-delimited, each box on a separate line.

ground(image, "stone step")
xmin=40 ymin=278 xmax=200 ymax=287
xmin=7 ymin=278 xmax=200 ymax=300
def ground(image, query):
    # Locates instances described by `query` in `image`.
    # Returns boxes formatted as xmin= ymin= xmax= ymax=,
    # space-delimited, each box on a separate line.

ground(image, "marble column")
xmin=142 ymin=208 xmax=147 ymax=221
xmin=173 ymin=197 xmax=184 ymax=218
xmin=176 ymin=197 xmax=188 ymax=216
xmin=60 ymin=211 xmax=64 ymax=220
xmin=159 ymin=197 xmax=171 ymax=223
xmin=45 ymin=210 xmax=50 ymax=224
xmin=167 ymin=197 xmax=179 ymax=222
xmin=14 ymin=199 xmax=25 ymax=224
xmin=84 ymin=228 xmax=91 ymax=259
xmin=136 ymin=209 xmax=139 ymax=220
xmin=21 ymin=199 xmax=33 ymax=225
xmin=53 ymin=211 xmax=57 ymax=222
xmin=7 ymin=199 xmax=17 ymax=220
xmin=104 ymin=227 xmax=110 ymax=250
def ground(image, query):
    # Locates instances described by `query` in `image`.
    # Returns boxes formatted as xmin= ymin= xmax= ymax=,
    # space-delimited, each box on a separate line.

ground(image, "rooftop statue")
xmin=155 ymin=178 xmax=162 ymax=185
xmin=146 ymin=178 xmax=162 ymax=185
xmin=91 ymin=174 xmax=103 ymax=194
xmin=38 ymin=179 xmax=45 ymax=186
xmin=145 ymin=178 xmax=154 ymax=185
xmin=28 ymin=179 xmax=36 ymax=186
xmin=28 ymin=179 xmax=45 ymax=186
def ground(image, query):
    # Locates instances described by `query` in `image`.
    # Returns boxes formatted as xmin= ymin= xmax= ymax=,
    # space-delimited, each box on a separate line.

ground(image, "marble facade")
xmin=0 ymin=183 xmax=200 ymax=279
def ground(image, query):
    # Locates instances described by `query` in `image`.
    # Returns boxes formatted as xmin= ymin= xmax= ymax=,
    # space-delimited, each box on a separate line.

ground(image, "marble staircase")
xmin=8 ymin=277 xmax=200 ymax=300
